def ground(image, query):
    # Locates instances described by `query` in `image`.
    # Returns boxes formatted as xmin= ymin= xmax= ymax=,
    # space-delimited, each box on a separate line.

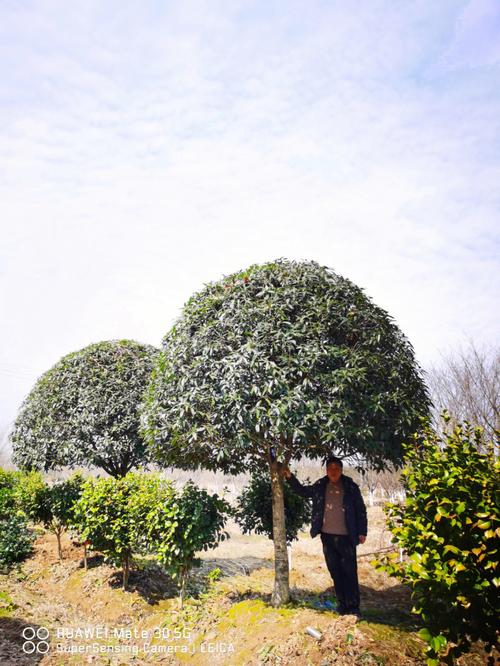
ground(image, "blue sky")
xmin=1 ymin=0 xmax=499 ymax=439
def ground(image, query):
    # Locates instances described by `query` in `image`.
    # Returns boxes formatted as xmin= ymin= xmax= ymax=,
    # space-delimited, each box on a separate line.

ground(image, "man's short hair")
xmin=325 ymin=455 xmax=343 ymax=468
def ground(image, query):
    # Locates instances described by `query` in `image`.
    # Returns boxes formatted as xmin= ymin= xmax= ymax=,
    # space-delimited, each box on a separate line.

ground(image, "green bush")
xmin=14 ymin=470 xmax=47 ymax=520
xmin=0 ymin=515 xmax=35 ymax=568
xmin=17 ymin=473 xmax=85 ymax=559
xmin=72 ymin=473 xmax=150 ymax=589
xmin=375 ymin=421 xmax=499 ymax=664
xmin=235 ymin=470 xmax=310 ymax=543
xmin=141 ymin=480 xmax=231 ymax=605
xmin=0 ymin=468 xmax=23 ymax=520
xmin=72 ymin=473 xmax=231 ymax=601
xmin=0 ymin=469 xmax=36 ymax=568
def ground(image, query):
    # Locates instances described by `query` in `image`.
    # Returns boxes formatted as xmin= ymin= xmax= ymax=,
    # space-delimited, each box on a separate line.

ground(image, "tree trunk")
xmin=269 ymin=459 xmax=290 ymax=606
xmin=122 ymin=554 xmax=130 ymax=590
xmin=83 ymin=542 xmax=88 ymax=570
xmin=179 ymin=569 xmax=188 ymax=608
xmin=56 ymin=529 xmax=63 ymax=560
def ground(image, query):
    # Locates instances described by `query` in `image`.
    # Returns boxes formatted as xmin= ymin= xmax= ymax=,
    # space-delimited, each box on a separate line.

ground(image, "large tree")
xmin=142 ymin=260 xmax=430 ymax=605
xmin=11 ymin=340 xmax=158 ymax=477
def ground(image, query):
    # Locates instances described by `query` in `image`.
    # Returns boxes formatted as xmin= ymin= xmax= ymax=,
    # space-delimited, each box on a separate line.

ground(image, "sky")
xmin=1 ymin=0 xmax=499 ymax=443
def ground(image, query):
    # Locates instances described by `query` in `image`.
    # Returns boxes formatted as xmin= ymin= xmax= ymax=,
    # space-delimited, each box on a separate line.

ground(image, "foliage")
xmin=0 ymin=469 xmax=36 ymax=568
xmin=143 ymin=259 xmax=430 ymax=473
xmin=375 ymin=420 xmax=500 ymax=664
xmin=46 ymin=474 xmax=85 ymax=528
xmin=0 ymin=468 xmax=24 ymax=520
xmin=0 ymin=515 xmax=35 ymax=568
xmin=72 ymin=473 xmax=149 ymax=587
xmin=72 ymin=473 xmax=230 ymax=598
xmin=16 ymin=472 xmax=85 ymax=558
xmin=142 ymin=259 xmax=430 ymax=605
xmin=235 ymin=470 xmax=310 ymax=543
xmin=141 ymin=480 xmax=231 ymax=604
xmin=13 ymin=471 xmax=48 ymax=522
xmin=11 ymin=339 xmax=158 ymax=477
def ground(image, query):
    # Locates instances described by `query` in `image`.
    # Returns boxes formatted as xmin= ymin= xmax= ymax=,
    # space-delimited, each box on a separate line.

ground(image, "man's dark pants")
xmin=320 ymin=533 xmax=360 ymax=613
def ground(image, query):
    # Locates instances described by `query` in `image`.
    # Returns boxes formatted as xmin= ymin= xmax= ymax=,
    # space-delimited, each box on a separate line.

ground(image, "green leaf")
xmin=418 ymin=628 xmax=432 ymax=642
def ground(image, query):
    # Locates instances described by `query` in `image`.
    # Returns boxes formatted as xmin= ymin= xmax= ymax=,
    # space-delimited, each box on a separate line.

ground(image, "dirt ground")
xmin=0 ymin=508 xmax=494 ymax=666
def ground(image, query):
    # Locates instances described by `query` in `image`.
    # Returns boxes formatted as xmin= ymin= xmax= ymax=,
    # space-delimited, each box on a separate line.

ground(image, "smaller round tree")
xmin=11 ymin=340 xmax=158 ymax=477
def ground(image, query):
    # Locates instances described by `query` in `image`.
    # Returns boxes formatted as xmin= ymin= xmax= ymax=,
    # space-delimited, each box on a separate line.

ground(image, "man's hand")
xmin=279 ymin=464 xmax=292 ymax=479
xmin=359 ymin=535 xmax=366 ymax=545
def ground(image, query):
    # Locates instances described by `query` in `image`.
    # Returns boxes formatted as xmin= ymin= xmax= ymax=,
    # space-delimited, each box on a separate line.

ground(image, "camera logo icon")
xmin=22 ymin=626 xmax=50 ymax=654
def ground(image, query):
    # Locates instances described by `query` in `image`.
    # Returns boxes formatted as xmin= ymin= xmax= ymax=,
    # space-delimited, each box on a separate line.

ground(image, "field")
xmin=1 ymin=498 xmax=493 ymax=666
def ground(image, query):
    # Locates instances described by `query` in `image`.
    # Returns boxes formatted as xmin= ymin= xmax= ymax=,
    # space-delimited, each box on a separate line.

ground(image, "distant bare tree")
xmin=427 ymin=341 xmax=499 ymax=444
xmin=377 ymin=467 xmax=404 ymax=503
xmin=357 ymin=468 xmax=379 ymax=507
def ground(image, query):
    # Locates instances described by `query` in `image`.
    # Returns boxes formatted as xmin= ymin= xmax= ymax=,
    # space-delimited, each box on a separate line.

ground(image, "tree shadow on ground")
xmin=0 ymin=617 xmax=47 ymax=665
xmin=77 ymin=553 xmax=105 ymax=569
xmin=107 ymin=562 xmax=178 ymax=604
xmin=357 ymin=582 xmax=418 ymax=627
xmin=107 ymin=556 xmax=272 ymax=605
xmin=287 ymin=582 xmax=419 ymax=629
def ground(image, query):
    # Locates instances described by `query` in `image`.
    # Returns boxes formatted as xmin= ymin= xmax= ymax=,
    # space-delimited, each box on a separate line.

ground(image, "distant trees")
xmin=11 ymin=340 xmax=158 ymax=477
xmin=143 ymin=259 xmax=430 ymax=605
xmin=0 ymin=424 xmax=12 ymax=466
xmin=427 ymin=341 xmax=499 ymax=444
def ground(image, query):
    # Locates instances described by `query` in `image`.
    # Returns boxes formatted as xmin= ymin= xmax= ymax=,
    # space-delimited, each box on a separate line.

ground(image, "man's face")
xmin=326 ymin=462 xmax=342 ymax=482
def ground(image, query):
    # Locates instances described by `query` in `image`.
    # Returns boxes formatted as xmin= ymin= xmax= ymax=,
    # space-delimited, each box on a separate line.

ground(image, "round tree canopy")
xmin=143 ymin=260 xmax=430 ymax=473
xmin=12 ymin=339 xmax=158 ymax=477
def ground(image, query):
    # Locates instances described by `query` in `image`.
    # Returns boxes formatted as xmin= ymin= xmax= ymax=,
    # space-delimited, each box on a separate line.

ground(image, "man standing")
xmin=282 ymin=456 xmax=367 ymax=616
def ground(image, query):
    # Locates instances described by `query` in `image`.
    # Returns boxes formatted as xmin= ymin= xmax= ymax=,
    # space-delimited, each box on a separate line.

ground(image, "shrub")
xmin=375 ymin=421 xmax=499 ymax=664
xmin=0 ymin=468 xmax=23 ymax=520
xmin=72 ymin=473 xmax=150 ymax=589
xmin=235 ymin=470 xmax=310 ymax=544
xmin=72 ymin=473 xmax=231 ymax=601
xmin=141 ymin=481 xmax=231 ymax=605
xmin=17 ymin=473 xmax=85 ymax=559
xmin=13 ymin=471 xmax=48 ymax=521
xmin=0 ymin=515 xmax=35 ymax=568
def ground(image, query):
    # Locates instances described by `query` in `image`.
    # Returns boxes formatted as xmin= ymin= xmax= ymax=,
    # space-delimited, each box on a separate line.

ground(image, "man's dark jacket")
xmin=286 ymin=473 xmax=367 ymax=546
